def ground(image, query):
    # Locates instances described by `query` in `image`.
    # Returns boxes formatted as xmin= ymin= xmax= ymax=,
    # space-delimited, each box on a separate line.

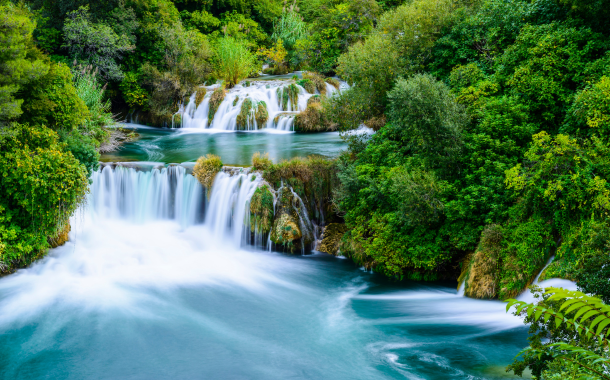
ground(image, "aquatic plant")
xmin=193 ymin=154 xmax=223 ymax=191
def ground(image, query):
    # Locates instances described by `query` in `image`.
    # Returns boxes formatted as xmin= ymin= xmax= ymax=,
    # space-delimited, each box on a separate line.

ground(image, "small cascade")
xmin=205 ymin=170 xmax=261 ymax=245
xmin=176 ymin=75 xmax=345 ymax=132
xmin=90 ymin=164 xmax=205 ymax=228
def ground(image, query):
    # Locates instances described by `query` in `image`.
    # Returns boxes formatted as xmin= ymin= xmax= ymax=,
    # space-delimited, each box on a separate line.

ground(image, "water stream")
xmin=0 ymin=164 xmax=533 ymax=379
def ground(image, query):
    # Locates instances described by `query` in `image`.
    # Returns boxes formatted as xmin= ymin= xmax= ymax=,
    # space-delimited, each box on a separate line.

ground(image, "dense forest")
xmin=1 ymin=0 xmax=610 ymax=376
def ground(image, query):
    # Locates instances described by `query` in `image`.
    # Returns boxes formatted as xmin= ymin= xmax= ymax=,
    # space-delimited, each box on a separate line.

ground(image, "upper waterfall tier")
xmin=178 ymin=75 xmax=343 ymax=132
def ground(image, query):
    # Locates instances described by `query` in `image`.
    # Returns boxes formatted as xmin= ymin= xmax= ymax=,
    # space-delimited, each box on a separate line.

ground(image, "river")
xmin=0 ymin=126 xmax=531 ymax=379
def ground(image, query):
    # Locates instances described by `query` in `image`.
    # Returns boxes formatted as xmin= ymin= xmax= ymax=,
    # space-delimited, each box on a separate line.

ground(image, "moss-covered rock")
xmin=233 ymin=95 xmax=239 ymax=106
xmin=462 ymin=225 xmax=502 ymax=299
xmin=325 ymin=77 xmax=340 ymax=90
xmin=255 ymin=101 xmax=268 ymax=126
xmin=319 ymin=223 xmax=347 ymax=255
xmin=195 ymin=89 xmax=207 ymax=107
xmin=236 ymin=98 xmax=255 ymax=130
xmin=270 ymin=213 xmax=302 ymax=244
xmin=294 ymin=102 xmax=331 ymax=132
xmin=48 ymin=222 xmax=71 ymax=248
xmin=208 ymin=87 xmax=226 ymax=124
xmin=296 ymin=78 xmax=315 ymax=94
xmin=277 ymin=84 xmax=299 ymax=111
xmin=303 ymin=72 xmax=326 ymax=95
xmin=250 ymin=184 xmax=274 ymax=234
xmin=193 ymin=154 xmax=223 ymax=192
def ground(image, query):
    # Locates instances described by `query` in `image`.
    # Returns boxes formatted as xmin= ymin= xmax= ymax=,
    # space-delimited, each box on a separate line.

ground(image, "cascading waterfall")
xmin=89 ymin=164 xmax=264 ymax=247
xmin=178 ymin=77 xmax=343 ymax=132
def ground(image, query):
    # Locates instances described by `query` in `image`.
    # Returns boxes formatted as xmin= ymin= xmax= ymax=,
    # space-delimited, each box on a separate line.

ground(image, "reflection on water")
xmin=102 ymin=124 xmax=347 ymax=166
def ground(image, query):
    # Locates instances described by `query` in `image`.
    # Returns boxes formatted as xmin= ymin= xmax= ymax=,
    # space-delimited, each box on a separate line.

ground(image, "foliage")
xmin=0 ymin=3 xmax=49 ymax=122
xmin=0 ymin=124 xmax=88 ymax=272
xmin=214 ymin=37 xmax=259 ymax=88
xmin=564 ymin=76 xmax=610 ymax=140
xmin=252 ymin=151 xmax=272 ymax=171
xmin=119 ymin=72 xmax=149 ymax=109
xmin=19 ymin=61 xmax=88 ymax=132
xmin=271 ymin=6 xmax=307 ymax=52
xmin=193 ymin=154 xmax=223 ymax=191
xmin=259 ymin=39 xmax=288 ymax=74
xmin=208 ymin=87 xmax=227 ymax=124
xmin=62 ymin=6 xmax=135 ymax=81
xmin=507 ymin=287 xmax=610 ymax=379
xmin=250 ymin=184 xmax=274 ymax=234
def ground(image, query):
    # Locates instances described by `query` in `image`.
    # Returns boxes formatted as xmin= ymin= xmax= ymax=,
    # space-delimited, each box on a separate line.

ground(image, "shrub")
xmin=294 ymin=102 xmax=332 ymax=132
xmin=193 ymin=154 xmax=223 ymax=191
xmin=214 ymin=36 xmax=259 ymax=88
xmin=0 ymin=124 xmax=88 ymax=273
xmin=252 ymin=152 xmax=273 ymax=171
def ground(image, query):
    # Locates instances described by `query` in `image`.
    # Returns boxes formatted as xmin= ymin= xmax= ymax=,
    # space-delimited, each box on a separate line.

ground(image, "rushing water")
xmin=0 ymin=165 xmax=531 ymax=379
xmin=101 ymin=125 xmax=347 ymax=166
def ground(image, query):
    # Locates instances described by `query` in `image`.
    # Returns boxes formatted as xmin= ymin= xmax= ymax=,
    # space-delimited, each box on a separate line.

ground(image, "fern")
xmin=507 ymin=288 xmax=610 ymax=378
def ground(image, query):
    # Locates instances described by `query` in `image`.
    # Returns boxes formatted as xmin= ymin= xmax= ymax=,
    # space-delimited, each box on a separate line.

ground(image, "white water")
xmin=0 ymin=162 xmax=535 ymax=379
xmin=179 ymin=78 xmax=340 ymax=132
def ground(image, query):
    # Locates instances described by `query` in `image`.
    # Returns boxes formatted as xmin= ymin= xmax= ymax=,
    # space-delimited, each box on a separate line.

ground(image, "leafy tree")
xmin=0 ymin=3 xmax=49 ymax=122
xmin=63 ymin=6 xmax=135 ymax=81
xmin=213 ymin=36 xmax=258 ymax=87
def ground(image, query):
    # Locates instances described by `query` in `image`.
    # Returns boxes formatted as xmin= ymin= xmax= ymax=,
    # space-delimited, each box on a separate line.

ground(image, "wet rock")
xmin=319 ymin=223 xmax=347 ymax=255
xmin=48 ymin=222 xmax=71 ymax=248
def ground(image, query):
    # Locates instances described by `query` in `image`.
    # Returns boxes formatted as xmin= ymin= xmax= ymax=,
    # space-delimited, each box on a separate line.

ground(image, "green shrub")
xmin=252 ymin=152 xmax=273 ymax=171
xmin=214 ymin=36 xmax=259 ymax=88
xmin=193 ymin=154 xmax=223 ymax=190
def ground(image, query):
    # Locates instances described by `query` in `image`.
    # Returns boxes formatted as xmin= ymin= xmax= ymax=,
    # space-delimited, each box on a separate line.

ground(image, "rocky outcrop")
xmin=461 ymin=225 xmax=502 ymax=299
xmin=319 ymin=223 xmax=347 ymax=255
xmin=48 ymin=222 xmax=71 ymax=248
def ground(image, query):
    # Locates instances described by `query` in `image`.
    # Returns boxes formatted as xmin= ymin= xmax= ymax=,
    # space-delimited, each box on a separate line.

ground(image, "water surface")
xmin=101 ymin=125 xmax=347 ymax=166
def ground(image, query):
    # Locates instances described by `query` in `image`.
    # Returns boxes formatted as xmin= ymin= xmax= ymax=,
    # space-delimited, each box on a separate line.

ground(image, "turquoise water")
xmin=101 ymin=124 xmax=348 ymax=166
xmin=0 ymin=127 xmax=529 ymax=379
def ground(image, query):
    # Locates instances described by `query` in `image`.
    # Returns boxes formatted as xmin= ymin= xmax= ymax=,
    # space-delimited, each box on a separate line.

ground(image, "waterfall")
xmin=89 ymin=164 xmax=261 ymax=246
xmin=175 ymin=77 xmax=345 ymax=131
xmin=205 ymin=170 xmax=261 ymax=246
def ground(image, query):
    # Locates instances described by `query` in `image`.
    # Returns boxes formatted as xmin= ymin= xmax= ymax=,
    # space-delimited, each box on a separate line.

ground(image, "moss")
xmin=208 ymin=87 xmax=226 ymax=124
xmin=303 ymin=72 xmax=326 ymax=95
xmin=250 ymin=184 xmax=274 ymax=234
xmin=48 ymin=222 xmax=71 ymax=248
xmin=277 ymin=84 xmax=299 ymax=111
xmin=193 ymin=154 xmax=223 ymax=193
xmin=296 ymin=79 xmax=315 ymax=94
xmin=233 ymin=95 xmax=239 ymax=106
xmin=195 ymin=89 xmax=207 ymax=107
xmin=236 ymin=98 xmax=254 ymax=130
xmin=319 ymin=223 xmax=347 ymax=255
xmin=325 ymin=77 xmax=340 ymax=90
xmin=463 ymin=225 xmax=502 ymax=299
xmin=270 ymin=213 xmax=302 ymax=244
xmin=307 ymin=95 xmax=321 ymax=106
xmin=255 ymin=101 xmax=268 ymax=125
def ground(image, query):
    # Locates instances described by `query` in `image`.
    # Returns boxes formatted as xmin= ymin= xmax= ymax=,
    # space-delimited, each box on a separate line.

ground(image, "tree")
xmin=214 ymin=37 xmax=258 ymax=88
xmin=0 ymin=3 xmax=49 ymax=122
xmin=63 ymin=6 xmax=135 ymax=81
